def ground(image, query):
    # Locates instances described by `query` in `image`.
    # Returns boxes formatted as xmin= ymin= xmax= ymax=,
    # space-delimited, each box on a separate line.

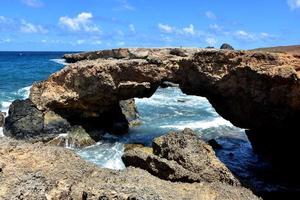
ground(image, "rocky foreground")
xmin=0 ymin=129 xmax=260 ymax=200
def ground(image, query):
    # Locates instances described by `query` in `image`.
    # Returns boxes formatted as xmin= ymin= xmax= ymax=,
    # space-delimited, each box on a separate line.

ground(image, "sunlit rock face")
xmin=6 ymin=48 xmax=300 ymax=164
xmin=31 ymin=48 xmax=300 ymax=131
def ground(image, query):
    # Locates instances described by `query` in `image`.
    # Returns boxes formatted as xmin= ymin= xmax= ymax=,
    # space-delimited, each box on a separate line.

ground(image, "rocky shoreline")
xmin=1 ymin=47 xmax=300 ymax=198
xmin=0 ymin=129 xmax=260 ymax=199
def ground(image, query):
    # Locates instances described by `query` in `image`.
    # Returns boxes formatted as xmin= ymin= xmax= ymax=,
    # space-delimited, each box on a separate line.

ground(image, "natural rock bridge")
xmin=4 ymin=48 xmax=300 ymax=164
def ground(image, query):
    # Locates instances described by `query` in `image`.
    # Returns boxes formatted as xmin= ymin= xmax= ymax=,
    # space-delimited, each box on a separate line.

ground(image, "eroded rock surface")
xmin=122 ymin=129 xmax=239 ymax=185
xmin=0 ymin=137 xmax=260 ymax=200
xmin=5 ymin=48 xmax=300 ymax=163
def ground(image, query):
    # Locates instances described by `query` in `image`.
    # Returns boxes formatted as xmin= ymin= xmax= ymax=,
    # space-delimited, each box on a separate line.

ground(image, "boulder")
xmin=0 ymin=111 xmax=5 ymax=127
xmin=122 ymin=129 xmax=240 ymax=186
xmin=47 ymin=125 xmax=95 ymax=148
xmin=3 ymin=99 xmax=46 ymax=140
xmin=220 ymin=43 xmax=234 ymax=50
xmin=0 ymin=137 xmax=260 ymax=200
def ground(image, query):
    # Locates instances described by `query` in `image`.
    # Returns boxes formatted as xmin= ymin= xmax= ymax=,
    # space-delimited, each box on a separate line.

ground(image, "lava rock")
xmin=47 ymin=125 xmax=96 ymax=148
xmin=123 ymin=128 xmax=240 ymax=186
xmin=0 ymin=137 xmax=260 ymax=200
xmin=170 ymin=48 xmax=188 ymax=57
xmin=208 ymin=139 xmax=222 ymax=149
xmin=220 ymin=43 xmax=234 ymax=50
xmin=0 ymin=111 xmax=5 ymax=127
xmin=4 ymin=99 xmax=45 ymax=140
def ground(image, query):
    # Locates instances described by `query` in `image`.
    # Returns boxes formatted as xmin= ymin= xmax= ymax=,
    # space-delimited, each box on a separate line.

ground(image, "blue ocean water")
xmin=0 ymin=52 xmax=69 ymax=135
xmin=0 ymin=52 xmax=280 ymax=193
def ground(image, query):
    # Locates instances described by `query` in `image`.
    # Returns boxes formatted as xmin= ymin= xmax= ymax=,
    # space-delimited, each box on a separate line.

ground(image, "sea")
xmin=0 ymin=51 xmax=288 ymax=195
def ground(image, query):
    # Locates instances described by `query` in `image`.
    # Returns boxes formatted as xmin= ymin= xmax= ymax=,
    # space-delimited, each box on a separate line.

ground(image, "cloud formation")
xmin=287 ymin=0 xmax=300 ymax=9
xmin=158 ymin=23 xmax=198 ymax=35
xmin=21 ymin=0 xmax=43 ymax=8
xmin=20 ymin=19 xmax=48 ymax=33
xmin=205 ymin=11 xmax=217 ymax=19
xmin=59 ymin=12 xmax=101 ymax=33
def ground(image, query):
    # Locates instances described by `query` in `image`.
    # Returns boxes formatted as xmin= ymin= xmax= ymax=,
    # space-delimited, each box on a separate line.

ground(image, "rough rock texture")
xmin=220 ymin=43 xmax=234 ymax=50
xmin=0 ymin=137 xmax=260 ymax=200
xmin=47 ymin=125 xmax=96 ymax=148
xmin=0 ymin=111 xmax=5 ymax=127
xmin=122 ymin=129 xmax=239 ymax=185
xmin=7 ymin=48 xmax=300 ymax=163
xmin=4 ymin=98 xmax=139 ymax=142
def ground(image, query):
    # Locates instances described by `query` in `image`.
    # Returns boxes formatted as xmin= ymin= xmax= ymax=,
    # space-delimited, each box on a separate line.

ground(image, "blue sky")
xmin=0 ymin=0 xmax=300 ymax=51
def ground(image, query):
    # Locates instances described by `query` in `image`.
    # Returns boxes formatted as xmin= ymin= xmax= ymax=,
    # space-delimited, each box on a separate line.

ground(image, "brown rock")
xmin=47 ymin=125 xmax=96 ymax=148
xmin=0 ymin=137 xmax=260 ymax=200
xmin=123 ymin=129 xmax=239 ymax=185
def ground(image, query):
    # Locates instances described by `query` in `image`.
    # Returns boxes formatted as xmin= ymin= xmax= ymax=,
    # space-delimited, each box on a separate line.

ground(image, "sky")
xmin=0 ymin=0 xmax=300 ymax=51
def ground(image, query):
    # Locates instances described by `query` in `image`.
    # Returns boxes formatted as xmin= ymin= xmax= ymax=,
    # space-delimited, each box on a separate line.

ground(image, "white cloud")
xmin=205 ymin=38 xmax=217 ymax=46
xmin=209 ymin=24 xmax=222 ymax=32
xmin=235 ymin=30 xmax=255 ymax=41
xmin=129 ymin=24 xmax=135 ymax=32
xmin=182 ymin=24 xmax=195 ymax=35
xmin=287 ymin=0 xmax=300 ymax=9
xmin=206 ymin=11 xmax=217 ymax=19
xmin=20 ymin=19 xmax=48 ymax=33
xmin=158 ymin=23 xmax=174 ymax=33
xmin=158 ymin=23 xmax=198 ymax=36
xmin=59 ymin=12 xmax=100 ymax=33
xmin=115 ymin=0 xmax=135 ymax=11
xmin=22 ymin=0 xmax=43 ymax=8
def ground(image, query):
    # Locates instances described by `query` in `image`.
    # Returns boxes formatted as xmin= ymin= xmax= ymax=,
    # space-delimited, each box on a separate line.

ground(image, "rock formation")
xmin=4 ymin=47 xmax=300 ymax=163
xmin=0 ymin=111 xmax=5 ymax=127
xmin=0 ymin=136 xmax=260 ymax=199
xmin=220 ymin=43 xmax=234 ymax=50
xmin=122 ymin=129 xmax=239 ymax=185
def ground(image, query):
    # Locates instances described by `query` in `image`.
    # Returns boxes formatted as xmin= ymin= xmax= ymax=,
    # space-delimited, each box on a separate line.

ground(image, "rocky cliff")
xmin=4 ymin=48 xmax=300 ymax=164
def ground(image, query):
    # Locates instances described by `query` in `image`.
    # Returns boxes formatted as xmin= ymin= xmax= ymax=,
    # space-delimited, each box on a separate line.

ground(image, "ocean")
xmin=0 ymin=51 xmax=279 ymax=194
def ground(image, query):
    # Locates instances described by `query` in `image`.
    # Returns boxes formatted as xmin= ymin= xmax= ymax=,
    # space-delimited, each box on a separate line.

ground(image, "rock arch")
xmin=4 ymin=48 xmax=300 ymax=164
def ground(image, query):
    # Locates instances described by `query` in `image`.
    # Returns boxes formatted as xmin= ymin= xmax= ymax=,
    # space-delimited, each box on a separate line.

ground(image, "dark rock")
xmin=170 ymin=48 xmax=188 ymax=57
xmin=208 ymin=139 xmax=222 ymax=149
xmin=220 ymin=43 xmax=234 ymax=50
xmin=123 ymin=128 xmax=240 ymax=186
xmin=206 ymin=46 xmax=215 ymax=49
xmin=0 ymin=111 xmax=5 ymax=127
xmin=160 ymin=81 xmax=179 ymax=88
xmin=3 ymin=99 xmax=46 ymax=140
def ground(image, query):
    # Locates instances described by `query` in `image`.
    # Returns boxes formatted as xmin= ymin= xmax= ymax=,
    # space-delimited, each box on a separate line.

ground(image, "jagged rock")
xmin=124 ymin=143 xmax=145 ymax=152
xmin=10 ymin=48 xmax=300 ymax=165
xmin=120 ymin=99 xmax=141 ymax=127
xmin=0 ymin=137 xmax=260 ymax=200
xmin=3 ymin=99 xmax=46 ymax=140
xmin=160 ymin=81 xmax=179 ymax=88
xmin=4 ymin=98 xmax=139 ymax=141
xmin=123 ymin=129 xmax=240 ymax=186
xmin=208 ymin=139 xmax=222 ymax=149
xmin=47 ymin=125 xmax=96 ymax=148
xmin=170 ymin=48 xmax=188 ymax=57
xmin=220 ymin=43 xmax=234 ymax=50
xmin=0 ymin=111 xmax=5 ymax=127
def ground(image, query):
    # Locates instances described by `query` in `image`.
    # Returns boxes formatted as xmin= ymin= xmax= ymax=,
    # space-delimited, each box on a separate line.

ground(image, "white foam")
xmin=50 ymin=59 xmax=68 ymax=65
xmin=160 ymin=117 xmax=233 ymax=130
